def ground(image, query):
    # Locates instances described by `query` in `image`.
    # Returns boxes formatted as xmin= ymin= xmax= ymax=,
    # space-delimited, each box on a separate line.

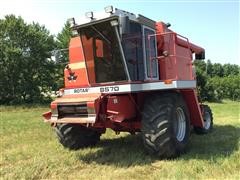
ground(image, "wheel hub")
xmin=174 ymin=107 xmax=186 ymax=142
xmin=204 ymin=112 xmax=211 ymax=130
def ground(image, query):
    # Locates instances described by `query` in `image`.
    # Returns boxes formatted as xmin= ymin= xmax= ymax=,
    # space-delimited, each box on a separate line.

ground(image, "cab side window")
xmin=144 ymin=28 xmax=158 ymax=78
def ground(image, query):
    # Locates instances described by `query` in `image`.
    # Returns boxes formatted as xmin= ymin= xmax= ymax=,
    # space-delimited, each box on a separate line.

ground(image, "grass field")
xmin=0 ymin=100 xmax=239 ymax=179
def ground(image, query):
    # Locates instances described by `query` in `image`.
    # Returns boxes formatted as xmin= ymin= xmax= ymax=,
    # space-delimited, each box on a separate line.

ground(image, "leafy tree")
xmin=206 ymin=59 xmax=213 ymax=77
xmin=194 ymin=60 xmax=210 ymax=100
xmin=0 ymin=15 xmax=56 ymax=104
xmin=194 ymin=60 xmax=206 ymax=73
xmin=208 ymin=75 xmax=240 ymax=101
xmin=211 ymin=63 xmax=224 ymax=77
xmin=194 ymin=59 xmax=240 ymax=102
xmin=56 ymin=21 xmax=72 ymax=63
xmin=223 ymin=64 xmax=239 ymax=77
xmin=54 ymin=22 xmax=72 ymax=88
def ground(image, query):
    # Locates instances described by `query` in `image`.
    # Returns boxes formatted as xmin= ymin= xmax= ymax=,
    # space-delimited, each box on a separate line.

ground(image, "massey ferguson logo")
xmin=67 ymin=72 xmax=78 ymax=81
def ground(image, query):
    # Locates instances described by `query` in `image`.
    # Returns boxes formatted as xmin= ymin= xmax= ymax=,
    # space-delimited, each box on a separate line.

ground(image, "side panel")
xmin=106 ymin=95 xmax=136 ymax=122
xmin=69 ymin=37 xmax=84 ymax=63
xmin=156 ymin=22 xmax=195 ymax=81
xmin=175 ymin=45 xmax=192 ymax=80
xmin=180 ymin=89 xmax=204 ymax=127
xmin=65 ymin=37 xmax=89 ymax=88
xmin=156 ymin=22 xmax=176 ymax=80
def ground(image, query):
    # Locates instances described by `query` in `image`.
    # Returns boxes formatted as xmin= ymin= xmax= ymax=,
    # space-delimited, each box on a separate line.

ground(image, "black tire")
xmin=55 ymin=124 xmax=101 ymax=150
xmin=141 ymin=93 xmax=190 ymax=158
xmin=194 ymin=105 xmax=213 ymax=134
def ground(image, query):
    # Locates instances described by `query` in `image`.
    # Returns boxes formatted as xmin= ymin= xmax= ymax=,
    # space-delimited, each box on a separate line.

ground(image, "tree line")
xmin=0 ymin=15 xmax=239 ymax=104
xmin=0 ymin=15 xmax=71 ymax=104
xmin=194 ymin=60 xmax=240 ymax=101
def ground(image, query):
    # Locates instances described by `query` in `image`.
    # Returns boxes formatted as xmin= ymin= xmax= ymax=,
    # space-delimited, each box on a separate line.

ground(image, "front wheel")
xmin=55 ymin=124 xmax=101 ymax=150
xmin=141 ymin=93 xmax=190 ymax=158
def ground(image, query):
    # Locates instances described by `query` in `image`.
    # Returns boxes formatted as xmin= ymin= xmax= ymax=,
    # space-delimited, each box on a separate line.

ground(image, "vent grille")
xmin=58 ymin=104 xmax=88 ymax=118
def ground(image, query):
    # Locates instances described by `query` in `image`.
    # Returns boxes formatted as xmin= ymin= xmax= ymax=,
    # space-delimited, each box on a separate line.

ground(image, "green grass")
xmin=0 ymin=101 xmax=240 ymax=179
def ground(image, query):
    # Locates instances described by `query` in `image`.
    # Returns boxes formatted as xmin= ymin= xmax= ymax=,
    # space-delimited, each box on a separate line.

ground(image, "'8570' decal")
xmin=72 ymin=86 xmax=120 ymax=94
xmin=100 ymin=86 xmax=119 ymax=93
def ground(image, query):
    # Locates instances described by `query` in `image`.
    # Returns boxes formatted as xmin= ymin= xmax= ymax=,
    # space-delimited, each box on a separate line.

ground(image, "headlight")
xmin=85 ymin=11 xmax=93 ymax=19
xmin=110 ymin=20 xmax=118 ymax=26
xmin=67 ymin=17 xmax=75 ymax=28
xmin=104 ymin=6 xmax=113 ymax=14
xmin=57 ymin=88 xmax=64 ymax=97
xmin=72 ymin=30 xmax=78 ymax=36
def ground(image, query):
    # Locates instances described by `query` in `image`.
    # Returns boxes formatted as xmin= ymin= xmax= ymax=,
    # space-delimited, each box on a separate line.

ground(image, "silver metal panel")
xmin=137 ymin=14 xmax=156 ymax=29
xmin=63 ymin=80 xmax=196 ymax=95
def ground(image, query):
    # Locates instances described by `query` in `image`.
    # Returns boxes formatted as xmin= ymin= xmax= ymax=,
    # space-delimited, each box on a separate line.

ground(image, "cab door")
xmin=142 ymin=26 xmax=159 ymax=80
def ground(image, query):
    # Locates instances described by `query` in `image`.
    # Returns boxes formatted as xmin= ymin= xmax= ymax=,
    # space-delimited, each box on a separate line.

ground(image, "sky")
xmin=0 ymin=0 xmax=239 ymax=65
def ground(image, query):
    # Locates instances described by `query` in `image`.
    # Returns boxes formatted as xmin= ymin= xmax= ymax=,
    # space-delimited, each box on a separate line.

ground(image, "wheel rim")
xmin=204 ymin=112 xmax=211 ymax=130
xmin=174 ymin=107 xmax=186 ymax=142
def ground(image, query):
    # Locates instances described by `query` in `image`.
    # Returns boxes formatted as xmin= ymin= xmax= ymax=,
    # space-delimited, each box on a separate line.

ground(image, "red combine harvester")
xmin=43 ymin=6 xmax=213 ymax=158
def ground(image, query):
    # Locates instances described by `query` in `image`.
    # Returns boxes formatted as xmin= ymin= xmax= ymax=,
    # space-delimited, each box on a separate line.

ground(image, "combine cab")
xmin=43 ymin=6 xmax=213 ymax=158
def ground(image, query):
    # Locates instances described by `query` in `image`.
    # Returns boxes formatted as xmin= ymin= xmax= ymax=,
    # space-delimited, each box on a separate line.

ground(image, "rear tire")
xmin=194 ymin=105 xmax=213 ymax=134
xmin=55 ymin=124 xmax=101 ymax=150
xmin=141 ymin=93 xmax=190 ymax=158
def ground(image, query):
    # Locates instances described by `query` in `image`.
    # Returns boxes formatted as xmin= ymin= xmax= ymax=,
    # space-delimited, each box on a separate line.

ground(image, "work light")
xmin=104 ymin=6 xmax=113 ymax=13
xmin=72 ymin=30 xmax=78 ymax=36
xmin=67 ymin=18 xmax=76 ymax=28
xmin=85 ymin=11 xmax=94 ymax=19
xmin=110 ymin=20 xmax=118 ymax=26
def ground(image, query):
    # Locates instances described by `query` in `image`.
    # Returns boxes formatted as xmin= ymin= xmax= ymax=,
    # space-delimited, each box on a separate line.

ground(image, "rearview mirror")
xmin=195 ymin=51 xmax=205 ymax=60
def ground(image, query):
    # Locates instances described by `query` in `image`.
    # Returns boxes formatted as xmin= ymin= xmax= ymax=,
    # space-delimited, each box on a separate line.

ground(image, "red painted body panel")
xmin=106 ymin=95 xmax=136 ymax=122
xmin=180 ymin=89 xmax=204 ymax=127
xmin=65 ymin=37 xmax=89 ymax=87
xmin=155 ymin=22 xmax=203 ymax=81
xmin=69 ymin=37 xmax=85 ymax=63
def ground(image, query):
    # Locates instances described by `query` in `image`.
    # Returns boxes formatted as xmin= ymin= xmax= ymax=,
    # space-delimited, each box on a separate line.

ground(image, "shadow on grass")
xmin=182 ymin=124 xmax=240 ymax=160
xmin=78 ymin=134 xmax=156 ymax=167
xmin=77 ymin=125 xmax=240 ymax=167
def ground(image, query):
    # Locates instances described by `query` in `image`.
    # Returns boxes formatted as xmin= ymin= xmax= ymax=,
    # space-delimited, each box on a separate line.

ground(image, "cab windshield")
xmin=79 ymin=21 xmax=126 ymax=84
